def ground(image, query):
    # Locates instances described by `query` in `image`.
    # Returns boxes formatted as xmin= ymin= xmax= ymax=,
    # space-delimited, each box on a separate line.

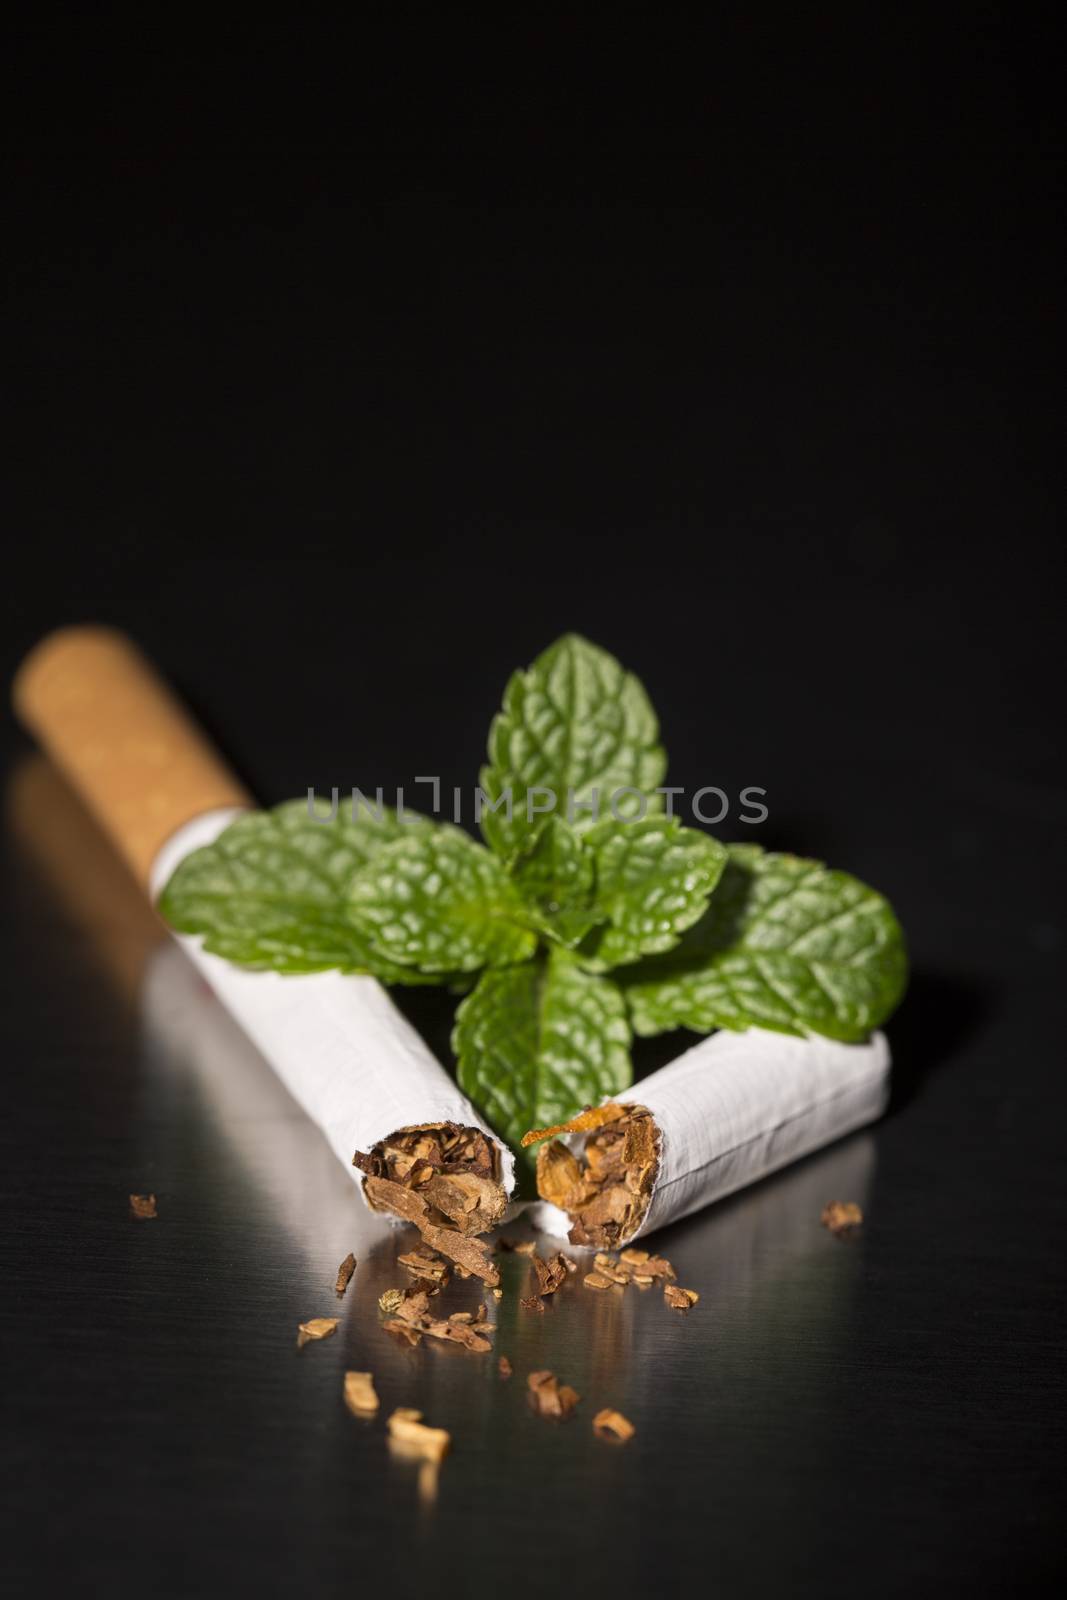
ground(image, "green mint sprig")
xmin=159 ymin=635 xmax=907 ymax=1170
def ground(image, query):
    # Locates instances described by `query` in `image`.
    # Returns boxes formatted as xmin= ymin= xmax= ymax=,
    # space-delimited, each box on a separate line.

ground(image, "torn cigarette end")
xmin=387 ymin=1407 xmax=451 ymax=1463
xmin=343 ymin=1371 xmax=379 ymax=1414
xmin=129 ymin=1193 xmax=157 ymax=1219
xmin=593 ymin=1408 xmax=635 ymax=1442
xmin=534 ymin=1103 xmax=660 ymax=1250
xmin=354 ymin=1123 xmax=505 ymax=1284
xmin=335 ymin=1252 xmax=357 ymax=1295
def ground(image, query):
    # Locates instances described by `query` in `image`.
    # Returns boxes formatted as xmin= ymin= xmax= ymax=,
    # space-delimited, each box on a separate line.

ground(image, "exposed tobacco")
xmin=129 ymin=1193 xmax=157 ymax=1219
xmin=533 ymin=1104 xmax=660 ymax=1249
xmin=663 ymin=1285 xmax=699 ymax=1311
xmin=498 ymin=1355 xmax=513 ymax=1379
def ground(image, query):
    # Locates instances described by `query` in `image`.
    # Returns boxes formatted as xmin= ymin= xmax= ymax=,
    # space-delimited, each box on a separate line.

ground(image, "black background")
xmin=3 ymin=16 xmax=1064 ymax=1595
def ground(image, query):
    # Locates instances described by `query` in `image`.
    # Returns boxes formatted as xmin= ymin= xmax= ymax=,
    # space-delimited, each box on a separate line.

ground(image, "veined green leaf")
xmin=453 ymin=951 xmax=632 ymax=1171
xmin=158 ymin=799 xmax=442 ymax=981
xmin=509 ymin=816 xmax=600 ymax=947
xmin=480 ymin=634 xmax=666 ymax=858
xmin=348 ymin=825 xmax=538 ymax=974
xmin=621 ymin=844 xmax=908 ymax=1042
xmin=577 ymin=816 xmax=728 ymax=971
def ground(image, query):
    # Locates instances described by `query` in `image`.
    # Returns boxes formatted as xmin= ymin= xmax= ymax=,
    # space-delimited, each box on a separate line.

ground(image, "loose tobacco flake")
xmin=527 ymin=1370 xmax=581 ymax=1420
xmin=663 ymin=1285 xmax=699 ymax=1311
xmin=343 ymin=1371 xmax=379 ymax=1414
xmin=335 ymin=1252 xmax=357 ymax=1295
xmin=129 ymin=1194 xmax=157 ymax=1219
xmin=593 ymin=1408 xmax=635 ymax=1442
xmin=387 ymin=1407 xmax=451 ymax=1464
xmin=298 ymin=1317 xmax=340 ymax=1347
xmin=383 ymin=1319 xmax=422 ymax=1347
xmin=384 ymin=1283 xmax=495 ymax=1354
xmin=520 ymin=1295 xmax=546 ymax=1313
xmin=498 ymin=1356 xmax=513 ymax=1379
xmin=821 ymin=1201 xmax=863 ymax=1236
xmin=531 ymin=1252 xmax=569 ymax=1297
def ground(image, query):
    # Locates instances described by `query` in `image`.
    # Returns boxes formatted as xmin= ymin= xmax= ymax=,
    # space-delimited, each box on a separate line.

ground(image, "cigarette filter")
xmin=14 ymin=628 xmax=515 ymax=1270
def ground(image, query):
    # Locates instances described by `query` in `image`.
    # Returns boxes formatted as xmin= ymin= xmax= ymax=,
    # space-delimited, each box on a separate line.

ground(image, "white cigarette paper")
xmin=150 ymin=808 xmax=516 ymax=1209
xmin=532 ymin=1026 xmax=890 ymax=1243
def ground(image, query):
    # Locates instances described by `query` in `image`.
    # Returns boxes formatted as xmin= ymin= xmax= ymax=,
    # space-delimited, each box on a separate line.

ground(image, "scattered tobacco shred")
xmin=663 ymin=1285 xmax=699 ymax=1311
xmin=532 ymin=1104 xmax=660 ymax=1249
xmin=383 ymin=1319 xmax=422 ymax=1347
xmin=362 ymin=1174 xmax=501 ymax=1286
xmin=497 ymin=1237 xmax=537 ymax=1256
xmin=379 ymin=1288 xmax=404 ymax=1315
xmin=531 ymin=1251 xmax=569 ymax=1297
xmin=129 ymin=1194 xmax=157 ymax=1219
xmin=583 ymin=1247 xmax=678 ymax=1295
xmin=583 ymin=1271 xmax=614 ymax=1292
xmin=387 ymin=1407 xmax=451 ymax=1464
xmin=383 ymin=1282 xmax=495 ymax=1353
xmin=593 ymin=1408 xmax=635 ymax=1443
xmin=335 ymin=1252 xmax=357 ymax=1295
xmin=297 ymin=1316 xmax=340 ymax=1347
xmin=821 ymin=1201 xmax=864 ymax=1236
xmin=491 ymin=1288 xmax=503 ymax=1301
xmin=354 ymin=1125 xmax=506 ymax=1264
xmin=397 ymin=1245 xmax=450 ymax=1285
xmin=527 ymin=1370 xmax=581 ymax=1420
xmin=520 ymin=1295 xmax=546 ymax=1313
xmin=343 ymin=1371 xmax=379 ymax=1414
xmin=498 ymin=1355 xmax=513 ymax=1379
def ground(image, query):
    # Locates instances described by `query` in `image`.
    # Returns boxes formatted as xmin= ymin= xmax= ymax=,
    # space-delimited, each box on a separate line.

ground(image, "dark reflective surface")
xmin=2 ymin=755 xmax=1063 ymax=1595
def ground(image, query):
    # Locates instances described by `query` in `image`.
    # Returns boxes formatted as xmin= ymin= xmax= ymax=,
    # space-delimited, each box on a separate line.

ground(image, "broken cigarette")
xmin=530 ymin=1027 xmax=890 ymax=1248
xmin=14 ymin=628 xmax=515 ymax=1237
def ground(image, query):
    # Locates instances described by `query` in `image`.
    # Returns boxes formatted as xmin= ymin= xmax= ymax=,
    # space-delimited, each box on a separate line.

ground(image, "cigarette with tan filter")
xmin=13 ymin=627 xmax=514 ymax=1269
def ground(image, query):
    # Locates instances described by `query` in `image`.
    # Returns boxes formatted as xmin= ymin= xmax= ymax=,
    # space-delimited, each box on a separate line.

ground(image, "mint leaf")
xmin=577 ymin=817 xmax=728 ymax=971
xmin=158 ymin=799 xmax=441 ymax=981
xmin=621 ymin=844 xmax=908 ymax=1042
xmin=509 ymin=816 xmax=600 ymax=947
xmin=453 ymin=951 xmax=632 ymax=1168
xmin=348 ymin=825 xmax=538 ymax=974
xmin=479 ymin=634 xmax=667 ymax=858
